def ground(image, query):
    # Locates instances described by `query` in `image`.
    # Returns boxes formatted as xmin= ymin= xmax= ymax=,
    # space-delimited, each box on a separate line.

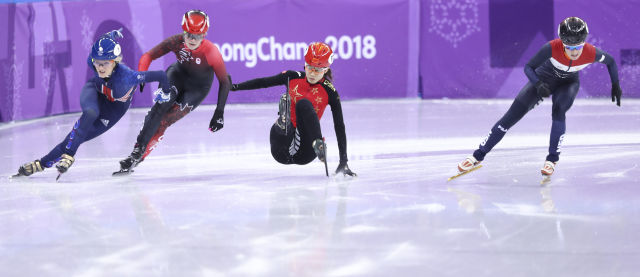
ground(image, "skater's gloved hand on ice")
xmin=153 ymin=86 xmax=175 ymax=104
xmin=336 ymin=161 xmax=357 ymax=177
xmin=611 ymin=82 xmax=622 ymax=106
xmin=209 ymin=109 xmax=224 ymax=132
xmin=535 ymin=81 xmax=551 ymax=98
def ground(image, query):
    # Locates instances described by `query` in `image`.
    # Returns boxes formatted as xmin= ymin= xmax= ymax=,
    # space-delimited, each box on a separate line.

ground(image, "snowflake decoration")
xmin=80 ymin=10 xmax=95 ymax=50
xmin=3 ymin=44 xmax=24 ymax=118
xmin=41 ymin=68 xmax=51 ymax=95
xmin=428 ymin=0 xmax=480 ymax=48
xmin=131 ymin=17 xmax=145 ymax=47
xmin=41 ymin=35 xmax=54 ymax=94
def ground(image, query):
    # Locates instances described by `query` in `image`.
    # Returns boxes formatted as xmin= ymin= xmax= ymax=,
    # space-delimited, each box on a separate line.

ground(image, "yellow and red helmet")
xmin=304 ymin=42 xmax=333 ymax=68
xmin=181 ymin=10 xmax=209 ymax=35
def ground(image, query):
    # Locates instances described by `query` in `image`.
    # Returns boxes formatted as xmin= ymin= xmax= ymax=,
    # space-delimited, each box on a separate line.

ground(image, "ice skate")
xmin=448 ymin=156 xmax=483 ymax=181
xmin=113 ymin=143 xmax=146 ymax=176
xmin=540 ymin=161 xmax=556 ymax=184
xmin=55 ymin=154 xmax=75 ymax=181
xmin=275 ymin=92 xmax=291 ymax=132
xmin=313 ymin=138 xmax=329 ymax=177
xmin=11 ymin=160 xmax=44 ymax=178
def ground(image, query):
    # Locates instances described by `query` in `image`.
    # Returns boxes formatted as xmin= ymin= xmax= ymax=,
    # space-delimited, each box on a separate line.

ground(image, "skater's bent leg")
xmin=41 ymin=82 xmax=101 ymax=167
xmin=546 ymin=120 xmax=565 ymax=162
xmin=291 ymin=99 xmax=322 ymax=165
xmin=270 ymin=123 xmax=295 ymax=164
xmin=474 ymin=82 xmax=539 ymax=161
xmin=136 ymin=98 xmax=176 ymax=147
xmin=547 ymin=81 xmax=579 ymax=163
xmin=140 ymin=103 xmax=191 ymax=160
xmin=295 ymin=99 xmax=322 ymax=140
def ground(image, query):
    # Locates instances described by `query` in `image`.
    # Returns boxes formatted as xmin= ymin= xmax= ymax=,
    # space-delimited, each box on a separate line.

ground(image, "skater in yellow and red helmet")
xmin=231 ymin=42 xmax=356 ymax=177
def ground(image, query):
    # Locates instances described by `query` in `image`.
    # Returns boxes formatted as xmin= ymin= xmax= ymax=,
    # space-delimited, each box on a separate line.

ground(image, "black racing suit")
xmin=135 ymin=34 xmax=230 ymax=160
xmin=474 ymin=39 xmax=619 ymax=163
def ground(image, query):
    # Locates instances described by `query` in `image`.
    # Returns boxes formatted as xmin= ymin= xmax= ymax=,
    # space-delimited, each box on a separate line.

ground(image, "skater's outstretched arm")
xmin=595 ymin=48 xmax=622 ymax=106
xmin=231 ymin=71 xmax=302 ymax=91
xmin=205 ymin=43 xmax=231 ymax=132
xmin=325 ymin=83 xmax=356 ymax=176
xmin=138 ymin=35 xmax=181 ymax=72
xmin=137 ymin=34 xmax=182 ymax=92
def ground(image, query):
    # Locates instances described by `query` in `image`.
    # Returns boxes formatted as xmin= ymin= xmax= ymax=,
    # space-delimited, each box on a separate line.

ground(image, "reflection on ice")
xmin=0 ymin=99 xmax=639 ymax=276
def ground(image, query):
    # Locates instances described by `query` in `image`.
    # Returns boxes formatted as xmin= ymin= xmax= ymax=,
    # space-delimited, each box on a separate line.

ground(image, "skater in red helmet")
xmin=116 ymin=9 xmax=231 ymax=175
xmin=231 ymin=42 xmax=356 ymax=177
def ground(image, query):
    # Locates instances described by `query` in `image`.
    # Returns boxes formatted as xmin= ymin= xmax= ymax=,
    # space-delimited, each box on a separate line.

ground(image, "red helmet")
xmin=181 ymin=10 xmax=209 ymax=35
xmin=304 ymin=42 xmax=333 ymax=68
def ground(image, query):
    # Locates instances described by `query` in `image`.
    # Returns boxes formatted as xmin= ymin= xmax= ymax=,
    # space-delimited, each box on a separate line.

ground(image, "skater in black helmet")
xmin=456 ymin=17 xmax=622 ymax=180
xmin=231 ymin=42 xmax=356 ymax=177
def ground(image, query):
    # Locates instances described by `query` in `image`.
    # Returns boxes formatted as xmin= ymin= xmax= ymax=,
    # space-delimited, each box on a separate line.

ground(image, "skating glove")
xmin=535 ymin=81 xmax=551 ymax=98
xmin=209 ymin=109 xmax=224 ymax=132
xmin=336 ymin=161 xmax=357 ymax=177
xmin=153 ymin=86 xmax=174 ymax=104
xmin=611 ymin=82 xmax=622 ymax=106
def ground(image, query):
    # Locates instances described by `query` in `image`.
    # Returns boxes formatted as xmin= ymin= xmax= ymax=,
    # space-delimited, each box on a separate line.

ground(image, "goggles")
xmin=305 ymin=64 xmax=328 ymax=73
xmin=183 ymin=32 xmax=205 ymax=41
xmin=563 ymin=43 xmax=584 ymax=51
xmin=92 ymin=59 xmax=113 ymax=68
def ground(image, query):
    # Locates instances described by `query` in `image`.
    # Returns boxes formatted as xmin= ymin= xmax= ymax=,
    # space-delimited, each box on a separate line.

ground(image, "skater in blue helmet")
xmin=13 ymin=29 xmax=176 ymax=180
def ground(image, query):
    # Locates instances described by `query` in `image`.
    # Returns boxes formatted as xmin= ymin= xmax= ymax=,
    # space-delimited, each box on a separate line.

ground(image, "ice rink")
xmin=1 ymin=99 xmax=639 ymax=276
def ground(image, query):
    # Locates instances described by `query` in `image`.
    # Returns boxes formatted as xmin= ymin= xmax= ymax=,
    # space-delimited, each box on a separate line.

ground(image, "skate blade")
xmin=56 ymin=173 xmax=61 ymax=182
xmin=448 ymin=165 xmax=483 ymax=181
xmin=10 ymin=173 xmax=24 ymax=179
xmin=112 ymin=169 xmax=134 ymax=176
xmin=323 ymin=159 xmax=329 ymax=177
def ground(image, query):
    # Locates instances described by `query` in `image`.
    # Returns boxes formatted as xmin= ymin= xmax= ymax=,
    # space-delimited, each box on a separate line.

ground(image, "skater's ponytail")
xmin=324 ymin=68 xmax=333 ymax=82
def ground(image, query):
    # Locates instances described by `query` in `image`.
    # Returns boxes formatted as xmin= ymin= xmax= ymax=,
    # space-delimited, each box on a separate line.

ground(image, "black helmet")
xmin=558 ymin=17 xmax=589 ymax=45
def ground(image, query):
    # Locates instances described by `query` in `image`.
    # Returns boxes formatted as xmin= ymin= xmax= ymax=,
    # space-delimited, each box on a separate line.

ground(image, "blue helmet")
xmin=91 ymin=36 xmax=122 ymax=61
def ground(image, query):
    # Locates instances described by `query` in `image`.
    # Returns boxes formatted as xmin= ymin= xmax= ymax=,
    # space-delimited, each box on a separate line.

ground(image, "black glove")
xmin=139 ymin=83 xmax=145 ymax=93
xmin=209 ymin=109 xmax=224 ymax=132
xmin=336 ymin=161 xmax=357 ymax=177
xmin=535 ymin=81 xmax=551 ymax=98
xmin=611 ymin=82 xmax=622 ymax=106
